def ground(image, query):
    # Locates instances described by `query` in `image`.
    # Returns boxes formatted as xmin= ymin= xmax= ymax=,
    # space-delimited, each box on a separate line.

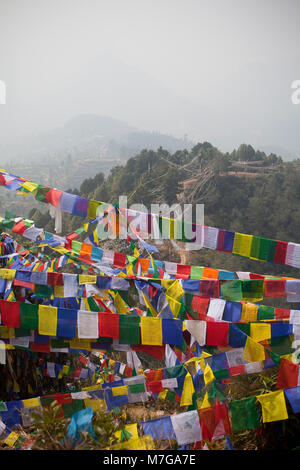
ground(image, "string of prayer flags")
xmin=1 ymin=366 xmax=300 ymax=445
xmin=4 ymin=167 xmax=300 ymax=451
xmin=3 ymin=168 xmax=300 ymax=269
xmin=2 ymin=239 xmax=300 ymax=307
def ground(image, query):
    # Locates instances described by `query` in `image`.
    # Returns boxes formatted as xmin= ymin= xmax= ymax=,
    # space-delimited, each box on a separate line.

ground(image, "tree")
xmin=161 ymin=168 xmax=180 ymax=205
xmin=80 ymin=173 xmax=104 ymax=196
xmin=235 ymin=144 xmax=256 ymax=161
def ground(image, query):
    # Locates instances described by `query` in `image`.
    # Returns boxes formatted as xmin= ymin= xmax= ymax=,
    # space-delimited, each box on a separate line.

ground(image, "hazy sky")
xmin=0 ymin=0 xmax=300 ymax=154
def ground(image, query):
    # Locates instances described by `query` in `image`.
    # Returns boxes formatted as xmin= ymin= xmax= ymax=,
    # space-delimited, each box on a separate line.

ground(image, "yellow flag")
xmin=204 ymin=363 xmax=215 ymax=386
xmin=52 ymin=246 xmax=69 ymax=255
xmin=141 ymin=317 xmax=162 ymax=345
xmin=84 ymin=397 xmax=106 ymax=412
xmin=21 ymin=181 xmax=38 ymax=192
xmin=186 ymin=357 xmax=202 ymax=365
xmin=202 ymin=351 xmax=212 ymax=359
xmin=198 ymin=351 xmax=212 ymax=372
xmin=241 ymin=303 xmax=258 ymax=322
xmin=79 ymin=275 xmax=97 ymax=284
xmin=126 ymin=264 xmax=135 ymax=276
xmin=256 ymin=390 xmax=288 ymax=423
xmin=165 ymin=280 xmax=184 ymax=301
xmin=92 ymin=229 xmax=99 ymax=245
xmin=165 ymin=294 xmax=181 ymax=318
xmin=250 ymin=323 xmax=271 ymax=342
xmin=54 ymin=285 xmax=65 ymax=298
xmin=282 ymin=353 xmax=294 ymax=362
xmin=112 ymin=386 xmax=128 ymax=397
xmin=232 ymin=233 xmax=253 ymax=258
xmin=114 ymin=292 xmax=129 ymax=314
xmin=88 ymin=200 xmax=101 ymax=219
xmin=81 ymin=384 xmax=102 ymax=391
xmin=0 ymin=269 xmax=16 ymax=280
xmin=4 ymin=431 xmax=19 ymax=448
xmin=58 ymin=365 xmax=70 ymax=379
xmin=142 ymin=293 xmax=158 ymax=317
xmin=82 ymin=297 xmax=91 ymax=311
xmin=150 ymin=255 xmax=155 ymax=273
xmin=23 ymin=398 xmax=40 ymax=408
xmin=109 ymin=435 xmax=154 ymax=450
xmin=0 ymin=326 xmax=15 ymax=338
xmin=17 ymin=190 xmax=30 ymax=197
xmin=38 ymin=305 xmax=58 ymax=336
xmin=160 ymin=279 xmax=174 ymax=290
xmin=243 ymin=336 xmax=265 ymax=362
xmin=200 ymin=391 xmax=212 ymax=409
xmin=180 ymin=372 xmax=195 ymax=406
xmin=69 ymin=339 xmax=92 ymax=350
xmin=158 ymin=389 xmax=168 ymax=400
xmin=115 ymin=423 xmax=138 ymax=442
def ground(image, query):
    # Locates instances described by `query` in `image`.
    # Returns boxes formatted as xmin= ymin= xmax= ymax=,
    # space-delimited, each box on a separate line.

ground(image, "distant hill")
xmin=0 ymin=114 xmax=194 ymax=216
xmin=0 ymin=114 xmax=193 ymax=166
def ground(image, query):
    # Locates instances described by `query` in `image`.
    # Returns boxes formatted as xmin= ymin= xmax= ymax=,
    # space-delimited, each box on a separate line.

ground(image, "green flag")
xmin=118 ymin=315 xmax=140 ymax=345
xmin=19 ymin=303 xmax=38 ymax=330
xmin=229 ymin=396 xmax=260 ymax=431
